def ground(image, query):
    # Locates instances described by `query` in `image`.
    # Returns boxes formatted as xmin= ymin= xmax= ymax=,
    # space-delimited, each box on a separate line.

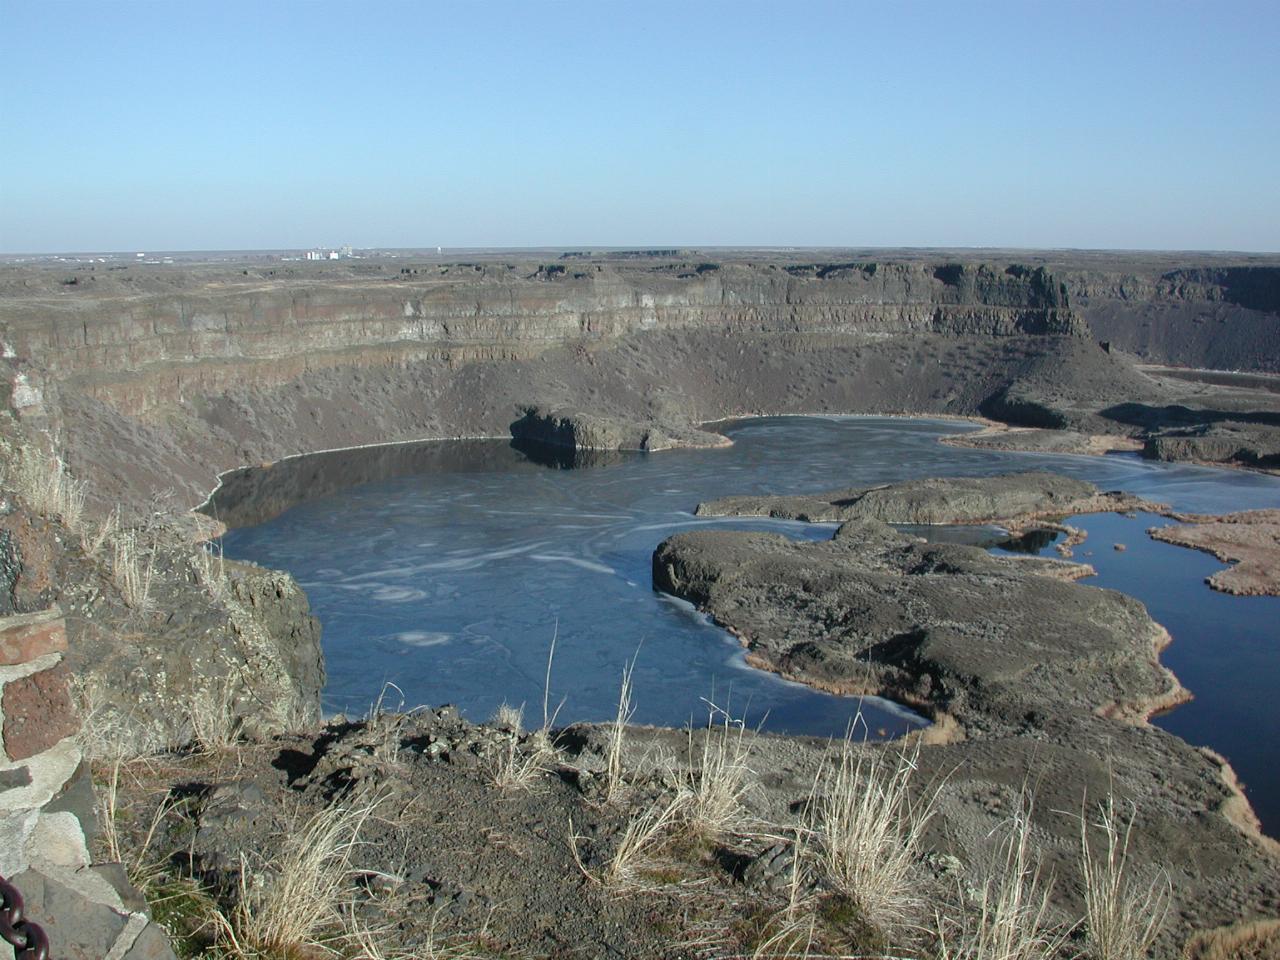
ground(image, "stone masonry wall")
xmin=0 ymin=608 xmax=173 ymax=960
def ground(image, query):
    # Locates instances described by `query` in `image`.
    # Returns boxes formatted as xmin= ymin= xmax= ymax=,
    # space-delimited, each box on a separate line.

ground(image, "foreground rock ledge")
xmin=654 ymin=474 xmax=1279 ymax=942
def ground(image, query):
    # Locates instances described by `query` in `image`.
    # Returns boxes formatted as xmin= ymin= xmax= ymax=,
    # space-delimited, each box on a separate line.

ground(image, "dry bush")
xmin=1080 ymin=792 xmax=1170 ymax=960
xmin=677 ymin=700 xmax=753 ymax=840
xmin=808 ymin=734 xmax=938 ymax=932
xmin=936 ymin=798 xmax=1072 ymax=960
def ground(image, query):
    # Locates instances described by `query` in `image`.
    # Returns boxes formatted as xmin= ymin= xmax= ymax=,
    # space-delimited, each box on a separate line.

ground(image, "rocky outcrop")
xmin=1144 ymin=423 xmax=1280 ymax=467
xmin=5 ymin=253 xmax=1279 ymax=516
xmin=652 ymin=517 xmax=1177 ymax=726
xmin=509 ymin=405 xmax=730 ymax=453
xmin=1061 ymin=262 xmax=1280 ymax=372
xmin=652 ymin=478 xmax=1280 ymax=944
xmin=693 ymin=471 xmax=1128 ymax=525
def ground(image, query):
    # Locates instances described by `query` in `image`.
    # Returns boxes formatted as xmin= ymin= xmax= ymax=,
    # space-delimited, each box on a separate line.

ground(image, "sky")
xmin=2 ymin=0 xmax=1278 ymax=253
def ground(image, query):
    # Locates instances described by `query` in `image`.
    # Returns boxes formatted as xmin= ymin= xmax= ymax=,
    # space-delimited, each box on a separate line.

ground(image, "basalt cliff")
xmin=2 ymin=252 xmax=1277 ymax=520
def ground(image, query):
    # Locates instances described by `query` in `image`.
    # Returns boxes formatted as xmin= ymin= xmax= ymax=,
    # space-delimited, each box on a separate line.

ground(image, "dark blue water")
xmin=1003 ymin=510 xmax=1280 ymax=835
xmin=220 ymin=417 xmax=1280 ymax=827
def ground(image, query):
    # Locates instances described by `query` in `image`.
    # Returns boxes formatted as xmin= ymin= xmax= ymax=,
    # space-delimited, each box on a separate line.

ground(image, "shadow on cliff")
xmin=1098 ymin=402 xmax=1280 ymax=430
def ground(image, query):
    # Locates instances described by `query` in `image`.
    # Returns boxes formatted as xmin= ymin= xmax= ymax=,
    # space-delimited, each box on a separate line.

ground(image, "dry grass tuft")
xmin=9 ymin=444 xmax=87 ymax=531
xmin=677 ymin=700 xmax=754 ymax=840
xmin=213 ymin=793 xmax=381 ymax=958
xmin=82 ymin=505 xmax=120 ymax=558
xmin=112 ymin=529 xmax=156 ymax=612
xmin=491 ymin=726 xmax=556 ymax=792
xmin=192 ymin=539 xmax=229 ymax=600
xmin=748 ymin=913 xmax=817 ymax=959
xmin=1185 ymin=919 xmax=1280 ymax=960
xmin=344 ymin=907 xmax=485 ymax=960
xmin=364 ymin=682 xmax=410 ymax=762
xmin=603 ymin=655 xmax=638 ymax=804
xmin=808 ymin=732 xmax=938 ymax=932
xmin=936 ymin=798 xmax=1071 ymax=960
xmin=581 ymin=791 xmax=691 ymax=889
xmin=187 ymin=674 xmax=243 ymax=754
xmin=490 ymin=631 xmax=564 ymax=793
xmin=72 ymin=674 xmax=166 ymax=762
xmin=1080 ymin=792 xmax=1170 ymax=960
xmin=491 ymin=701 xmax=524 ymax=731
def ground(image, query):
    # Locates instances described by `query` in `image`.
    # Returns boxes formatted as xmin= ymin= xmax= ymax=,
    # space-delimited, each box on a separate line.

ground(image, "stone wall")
xmin=0 ymin=609 xmax=173 ymax=960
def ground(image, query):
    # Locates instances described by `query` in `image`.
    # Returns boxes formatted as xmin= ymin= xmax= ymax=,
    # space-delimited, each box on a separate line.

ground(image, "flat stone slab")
xmin=0 ymin=609 xmax=66 ymax=667
xmin=3 ymin=662 xmax=77 ymax=762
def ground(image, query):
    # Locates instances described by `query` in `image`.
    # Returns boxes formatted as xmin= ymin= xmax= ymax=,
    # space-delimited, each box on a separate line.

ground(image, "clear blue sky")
xmin=3 ymin=0 xmax=1278 ymax=253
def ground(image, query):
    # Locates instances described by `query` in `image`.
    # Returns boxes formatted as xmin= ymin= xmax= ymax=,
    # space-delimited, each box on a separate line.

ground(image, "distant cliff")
xmin=1 ymin=252 xmax=1275 ymax=513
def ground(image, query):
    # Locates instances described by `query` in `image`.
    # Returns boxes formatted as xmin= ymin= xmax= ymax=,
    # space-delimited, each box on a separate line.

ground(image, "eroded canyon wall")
xmin=1 ymin=254 xmax=1276 ymax=513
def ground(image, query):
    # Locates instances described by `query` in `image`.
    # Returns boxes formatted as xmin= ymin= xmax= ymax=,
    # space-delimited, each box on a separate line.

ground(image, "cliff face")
xmin=0 ymin=257 xmax=1104 ymax=513
xmin=3 ymin=260 xmax=1081 ymax=415
xmin=1 ymin=253 xmax=1276 ymax=517
xmin=1064 ymin=264 xmax=1280 ymax=371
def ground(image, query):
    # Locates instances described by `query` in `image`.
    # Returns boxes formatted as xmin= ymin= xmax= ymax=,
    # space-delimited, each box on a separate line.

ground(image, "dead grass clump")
xmin=364 ymin=682 xmax=411 ymax=763
xmin=491 ymin=718 xmax=556 ymax=792
xmin=1185 ymin=919 xmax=1280 ymax=960
xmin=72 ymin=674 xmax=166 ymax=762
xmin=9 ymin=444 xmax=87 ymax=531
xmin=187 ymin=674 xmax=243 ymax=754
xmin=192 ymin=539 xmax=229 ymax=600
xmin=936 ymin=798 xmax=1072 ymax=960
xmin=809 ymin=734 xmax=938 ymax=932
xmin=677 ymin=701 xmax=753 ymax=840
xmin=490 ymin=631 xmax=563 ymax=793
xmin=82 ymin=505 xmax=120 ymax=558
xmin=112 ymin=529 xmax=156 ymax=612
xmin=490 ymin=701 xmax=524 ymax=731
xmin=213 ymin=793 xmax=380 ymax=958
xmin=1080 ymin=792 xmax=1170 ymax=960
xmin=574 ymin=791 xmax=690 ymax=889
xmin=344 ymin=909 xmax=484 ymax=960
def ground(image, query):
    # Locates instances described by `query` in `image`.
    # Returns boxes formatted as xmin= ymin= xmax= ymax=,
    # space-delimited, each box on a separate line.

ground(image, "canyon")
xmin=1 ymin=249 xmax=1278 ymax=958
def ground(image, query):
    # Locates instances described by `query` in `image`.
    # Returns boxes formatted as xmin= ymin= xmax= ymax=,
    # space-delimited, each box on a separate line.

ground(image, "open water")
xmin=218 ymin=417 xmax=1280 ymax=832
